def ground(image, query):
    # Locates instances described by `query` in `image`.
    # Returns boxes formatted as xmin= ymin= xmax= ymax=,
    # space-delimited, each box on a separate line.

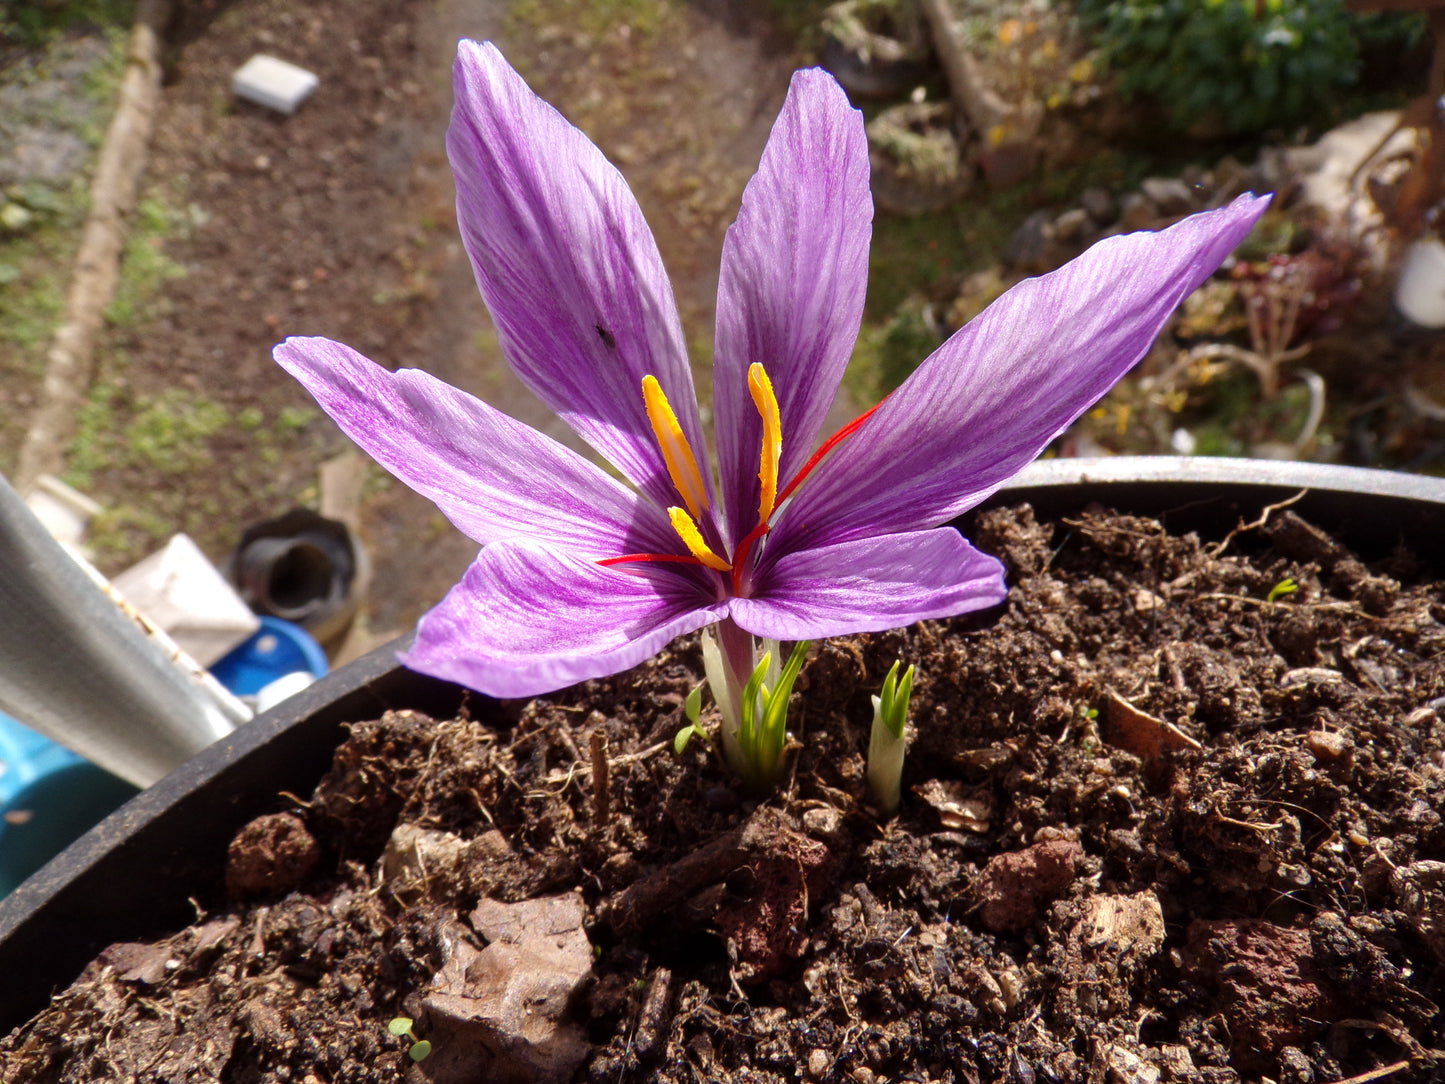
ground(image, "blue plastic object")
xmin=209 ymin=616 xmax=329 ymax=697
xmin=0 ymin=713 xmax=137 ymax=897
xmin=0 ymin=617 xmax=327 ymax=897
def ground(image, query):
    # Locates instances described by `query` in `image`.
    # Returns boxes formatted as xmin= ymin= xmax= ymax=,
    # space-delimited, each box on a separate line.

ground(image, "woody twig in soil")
xmin=600 ymin=806 xmax=791 ymax=935
xmin=590 ymin=728 xmax=610 ymax=828
xmin=1206 ymin=489 xmax=1306 ymax=557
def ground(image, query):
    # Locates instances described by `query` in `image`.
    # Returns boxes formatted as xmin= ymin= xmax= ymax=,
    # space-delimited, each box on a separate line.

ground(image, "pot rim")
xmin=2 ymin=455 xmax=1443 ymax=1032
xmin=1009 ymin=455 xmax=1445 ymax=501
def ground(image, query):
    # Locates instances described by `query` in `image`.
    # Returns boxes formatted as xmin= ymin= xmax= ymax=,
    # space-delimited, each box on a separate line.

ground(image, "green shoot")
xmin=388 ymin=1017 xmax=432 ymax=1062
xmin=866 ymin=661 xmax=915 ymax=818
xmin=1266 ymin=577 xmax=1299 ymax=603
xmin=674 ymin=683 xmax=715 ymax=754
xmin=731 ymin=640 xmax=811 ymax=792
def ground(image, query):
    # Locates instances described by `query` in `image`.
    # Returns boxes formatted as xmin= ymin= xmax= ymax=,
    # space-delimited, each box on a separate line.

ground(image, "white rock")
xmin=1395 ymin=238 xmax=1445 ymax=328
xmin=231 ymin=55 xmax=319 ymax=115
xmin=1170 ymin=427 xmax=1197 ymax=455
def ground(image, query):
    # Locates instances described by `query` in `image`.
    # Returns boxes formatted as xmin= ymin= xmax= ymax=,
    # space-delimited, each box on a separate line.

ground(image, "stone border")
xmin=14 ymin=0 xmax=172 ymax=494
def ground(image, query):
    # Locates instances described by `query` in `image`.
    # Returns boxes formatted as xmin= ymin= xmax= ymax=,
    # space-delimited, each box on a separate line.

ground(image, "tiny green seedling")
xmin=1266 ymin=577 xmax=1299 ymax=603
xmin=388 ymin=1017 xmax=432 ymax=1062
xmin=674 ymin=683 xmax=715 ymax=755
xmin=866 ymin=660 xmax=916 ymax=818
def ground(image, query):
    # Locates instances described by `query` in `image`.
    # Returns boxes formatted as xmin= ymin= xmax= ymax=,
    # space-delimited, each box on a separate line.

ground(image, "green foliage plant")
xmin=1077 ymin=0 xmax=1421 ymax=136
xmin=1 ymin=0 xmax=133 ymax=48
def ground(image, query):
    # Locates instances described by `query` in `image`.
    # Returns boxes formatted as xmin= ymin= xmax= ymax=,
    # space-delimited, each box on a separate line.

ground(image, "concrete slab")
xmin=231 ymin=55 xmax=319 ymax=115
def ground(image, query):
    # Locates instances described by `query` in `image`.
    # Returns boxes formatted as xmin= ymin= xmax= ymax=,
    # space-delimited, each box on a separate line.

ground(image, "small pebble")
xmin=1305 ymin=730 xmax=1349 ymax=762
xmin=808 ymin=1049 xmax=830 ymax=1079
xmin=802 ymin=806 xmax=843 ymax=837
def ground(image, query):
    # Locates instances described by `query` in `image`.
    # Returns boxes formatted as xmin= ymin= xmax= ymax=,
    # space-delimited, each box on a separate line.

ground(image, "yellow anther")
xmin=748 ymin=362 xmax=781 ymax=522
xmin=642 ymin=375 xmax=709 ymax=518
xmin=668 ymin=508 xmax=731 ymax=571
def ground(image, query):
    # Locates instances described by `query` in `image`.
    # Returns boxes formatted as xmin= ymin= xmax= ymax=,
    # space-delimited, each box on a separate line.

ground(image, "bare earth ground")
xmin=2 ymin=500 xmax=1442 ymax=1082
xmin=37 ymin=0 xmax=806 ymax=637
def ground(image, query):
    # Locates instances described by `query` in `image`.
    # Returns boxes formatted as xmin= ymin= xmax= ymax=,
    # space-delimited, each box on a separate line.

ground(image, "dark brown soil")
xmin=4 ymin=500 xmax=1443 ymax=1084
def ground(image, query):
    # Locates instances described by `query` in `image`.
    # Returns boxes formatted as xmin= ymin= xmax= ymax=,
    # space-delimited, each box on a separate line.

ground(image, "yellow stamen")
xmin=668 ymin=507 xmax=731 ymax=571
xmin=642 ymin=375 xmax=709 ymax=518
xmin=748 ymin=362 xmax=781 ymax=522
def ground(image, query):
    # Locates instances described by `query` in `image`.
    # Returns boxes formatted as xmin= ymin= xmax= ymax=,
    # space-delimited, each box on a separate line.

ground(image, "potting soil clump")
xmin=2 ymin=502 xmax=1443 ymax=1083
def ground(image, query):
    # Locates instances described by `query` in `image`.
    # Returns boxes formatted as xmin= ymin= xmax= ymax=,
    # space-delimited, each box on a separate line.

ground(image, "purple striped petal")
xmin=729 ymin=528 xmax=1006 ymax=640
xmin=712 ymin=68 xmax=872 ymax=546
xmin=403 ymin=541 xmax=727 ymax=698
xmin=274 ymin=336 xmax=675 ymax=556
xmin=770 ymin=194 xmax=1271 ymax=555
xmin=447 ymin=40 xmax=710 ymax=514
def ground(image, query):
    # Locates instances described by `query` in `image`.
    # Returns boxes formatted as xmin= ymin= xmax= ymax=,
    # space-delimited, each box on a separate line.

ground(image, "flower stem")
xmin=706 ymin=618 xmax=753 ymax=778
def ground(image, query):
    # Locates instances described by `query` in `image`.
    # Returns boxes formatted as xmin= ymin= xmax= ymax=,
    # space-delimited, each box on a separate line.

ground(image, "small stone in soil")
xmin=975 ymin=838 xmax=1084 ymax=934
xmin=225 ymin=811 xmax=320 ymax=898
xmin=423 ymin=894 xmax=592 ymax=1084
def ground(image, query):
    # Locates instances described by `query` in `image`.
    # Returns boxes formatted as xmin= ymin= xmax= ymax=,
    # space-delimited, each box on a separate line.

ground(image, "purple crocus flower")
xmin=276 ymin=41 xmax=1268 ymax=700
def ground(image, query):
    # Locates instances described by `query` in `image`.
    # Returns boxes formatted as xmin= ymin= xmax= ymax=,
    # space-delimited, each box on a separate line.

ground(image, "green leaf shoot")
xmin=732 ymin=640 xmax=810 ymax=792
xmin=867 ymin=660 xmax=916 ymax=818
xmin=1266 ymin=577 xmax=1299 ymax=603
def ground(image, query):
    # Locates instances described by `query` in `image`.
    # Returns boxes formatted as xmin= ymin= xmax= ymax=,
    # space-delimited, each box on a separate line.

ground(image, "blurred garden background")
xmin=0 ymin=0 xmax=1439 ymax=645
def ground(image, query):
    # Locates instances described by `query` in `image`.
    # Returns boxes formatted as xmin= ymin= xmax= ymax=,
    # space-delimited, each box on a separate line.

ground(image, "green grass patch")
xmin=1 ymin=0 xmax=135 ymax=49
xmin=104 ymin=196 xmax=189 ymax=326
xmin=64 ymin=385 xmax=234 ymax=487
xmin=62 ymin=380 xmax=119 ymax=489
xmin=867 ymin=200 xmax=1025 ymax=321
xmin=124 ymin=390 xmax=229 ymax=472
xmin=507 ymin=0 xmax=672 ymax=39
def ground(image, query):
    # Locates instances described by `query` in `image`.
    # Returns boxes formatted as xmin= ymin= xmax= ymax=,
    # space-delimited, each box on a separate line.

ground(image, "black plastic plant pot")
xmin=2 ymin=456 xmax=1445 ymax=1034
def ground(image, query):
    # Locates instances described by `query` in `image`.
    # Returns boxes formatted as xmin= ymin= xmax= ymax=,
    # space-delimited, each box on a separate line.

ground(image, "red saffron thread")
xmin=598 ymin=553 xmax=710 ymax=568
xmin=773 ymin=399 xmax=885 ymax=509
xmin=731 ymin=399 xmax=885 ymax=592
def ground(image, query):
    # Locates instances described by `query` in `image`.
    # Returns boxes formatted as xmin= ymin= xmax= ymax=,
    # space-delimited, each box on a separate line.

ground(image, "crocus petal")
xmin=403 ymin=541 xmax=728 ymax=698
xmin=727 ymin=528 xmax=1007 ymax=641
xmin=712 ymin=68 xmax=872 ymax=545
xmin=447 ymin=40 xmax=710 ymax=513
xmin=771 ymin=194 xmax=1271 ymax=554
xmin=275 ymin=336 xmax=676 ymax=556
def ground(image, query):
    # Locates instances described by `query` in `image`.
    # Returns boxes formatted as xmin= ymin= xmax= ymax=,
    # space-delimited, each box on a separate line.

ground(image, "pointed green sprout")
xmin=739 ymin=640 xmax=811 ymax=792
xmin=866 ymin=660 xmax=915 ymax=818
xmin=698 ymin=635 xmax=810 ymax=792
xmin=388 ymin=1017 xmax=432 ymax=1062
xmin=1266 ymin=577 xmax=1299 ymax=603
xmin=674 ymin=683 xmax=714 ymax=754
